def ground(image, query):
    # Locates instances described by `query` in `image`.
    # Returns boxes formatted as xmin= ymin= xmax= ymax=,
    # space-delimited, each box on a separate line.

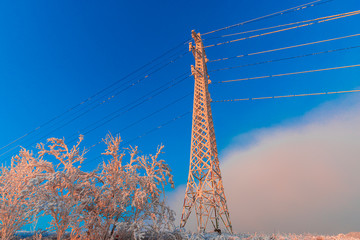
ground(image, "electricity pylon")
xmin=180 ymin=30 xmax=232 ymax=233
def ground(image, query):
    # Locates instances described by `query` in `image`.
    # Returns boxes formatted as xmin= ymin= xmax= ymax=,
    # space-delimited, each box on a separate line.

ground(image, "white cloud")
xmin=170 ymin=94 xmax=360 ymax=235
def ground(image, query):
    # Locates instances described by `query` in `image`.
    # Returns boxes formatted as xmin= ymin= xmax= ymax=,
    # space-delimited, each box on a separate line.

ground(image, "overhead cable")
xmin=207 ymin=10 xmax=360 ymax=40
xmin=85 ymin=95 xmax=192 ymax=151
xmin=0 ymin=51 xmax=190 ymax=161
xmin=66 ymin=74 xmax=192 ymax=144
xmin=214 ymin=64 xmax=360 ymax=84
xmin=209 ymin=33 xmax=360 ymax=63
xmin=209 ymin=45 xmax=360 ymax=72
xmin=204 ymin=10 xmax=360 ymax=48
xmin=202 ymin=0 xmax=334 ymax=36
xmin=0 ymin=72 xmax=192 ymax=162
xmin=83 ymin=111 xmax=192 ymax=167
xmin=212 ymin=89 xmax=360 ymax=103
xmin=0 ymin=39 xmax=191 ymax=155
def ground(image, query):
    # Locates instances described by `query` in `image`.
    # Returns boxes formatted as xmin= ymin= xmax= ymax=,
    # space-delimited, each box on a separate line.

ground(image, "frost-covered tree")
xmin=80 ymin=133 xmax=175 ymax=240
xmin=35 ymin=136 xmax=89 ymax=240
xmin=1 ymin=133 xmax=175 ymax=240
xmin=0 ymin=148 xmax=52 ymax=240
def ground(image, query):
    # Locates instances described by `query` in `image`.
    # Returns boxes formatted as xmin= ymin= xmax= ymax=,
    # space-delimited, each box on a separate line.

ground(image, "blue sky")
xmin=1 ymin=0 xmax=360 ymax=233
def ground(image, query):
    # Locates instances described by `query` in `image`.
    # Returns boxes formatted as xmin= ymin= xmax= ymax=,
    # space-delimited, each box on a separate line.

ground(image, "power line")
xmin=0 ymin=49 xmax=189 ymax=160
xmin=214 ymin=64 xmax=360 ymax=84
xmin=0 ymin=39 xmax=191 ymax=156
xmin=202 ymin=0 xmax=334 ymax=36
xmin=0 ymin=144 xmax=19 ymax=160
xmin=204 ymin=10 xmax=360 ymax=48
xmin=93 ymin=48 xmax=189 ymax=106
xmin=124 ymin=111 xmax=191 ymax=145
xmin=209 ymin=33 xmax=360 ymax=63
xmin=83 ymin=110 xmax=192 ymax=167
xmin=114 ymin=93 xmax=192 ymax=137
xmin=37 ymin=51 xmax=190 ymax=138
xmin=38 ymin=49 xmax=189 ymax=140
xmin=206 ymin=10 xmax=360 ymax=40
xmin=0 ymin=52 xmax=191 ymax=164
xmin=209 ymin=45 xmax=360 ymax=72
xmin=66 ymin=73 xmax=192 ymax=144
xmin=85 ymin=93 xmax=192 ymax=151
xmin=0 ymin=72 xmax=192 ymax=162
xmin=212 ymin=89 xmax=360 ymax=103
xmin=0 ymin=68 xmax=193 ymax=164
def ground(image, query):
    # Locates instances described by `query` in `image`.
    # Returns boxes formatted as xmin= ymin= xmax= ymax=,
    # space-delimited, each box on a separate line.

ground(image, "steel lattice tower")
xmin=180 ymin=30 xmax=232 ymax=233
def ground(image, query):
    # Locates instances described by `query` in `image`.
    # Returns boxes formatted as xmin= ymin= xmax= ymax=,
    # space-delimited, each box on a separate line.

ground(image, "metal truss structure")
xmin=180 ymin=30 xmax=233 ymax=233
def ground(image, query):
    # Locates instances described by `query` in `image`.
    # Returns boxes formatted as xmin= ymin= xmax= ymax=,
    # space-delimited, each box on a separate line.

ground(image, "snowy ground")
xmin=179 ymin=232 xmax=360 ymax=240
xmin=14 ymin=231 xmax=360 ymax=240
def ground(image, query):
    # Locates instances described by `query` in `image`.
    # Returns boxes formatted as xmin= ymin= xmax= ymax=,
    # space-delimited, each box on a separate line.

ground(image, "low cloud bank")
xmin=170 ymin=95 xmax=360 ymax=235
